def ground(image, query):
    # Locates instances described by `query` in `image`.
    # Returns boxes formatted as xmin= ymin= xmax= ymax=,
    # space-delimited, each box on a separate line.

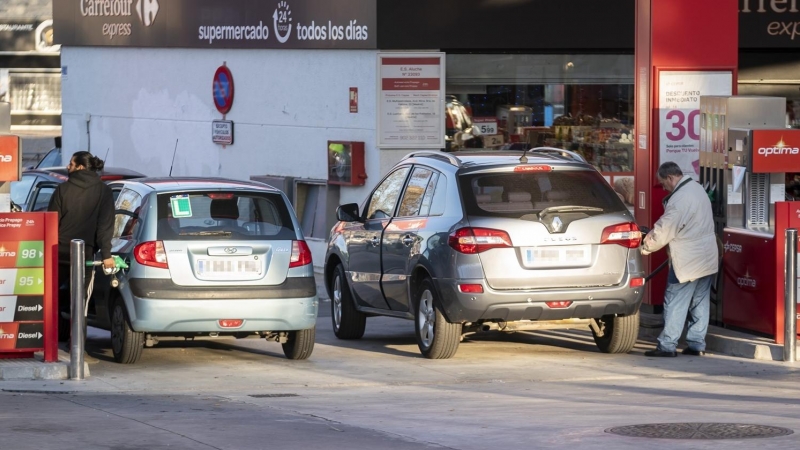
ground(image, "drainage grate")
xmin=248 ymin=394 xmax=299 ymax=398
xmin=606 ymin=423 xmax=793 ymax=440
xmin=2 ymin=389 xmax=77 ymax=395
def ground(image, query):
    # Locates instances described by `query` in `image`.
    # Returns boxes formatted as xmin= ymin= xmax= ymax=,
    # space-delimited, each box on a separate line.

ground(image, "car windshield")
xmin=459 ymin=169 xmax=626 ymax=218
xmin=36 ymin=148 xmax=61 ymax=169
xmin=156 ymin=191 xmax=297 ymax=241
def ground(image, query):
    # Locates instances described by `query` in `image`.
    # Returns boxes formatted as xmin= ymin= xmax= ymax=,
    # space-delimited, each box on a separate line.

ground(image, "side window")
xmin=397 ymin=167 xmax=435 ymax=217
xmin=114 ymin=188 xmax=143 ymax=238
xmin=111 ymin=187 xmax=123 ymax=204
xmin=428 ymin=174 xmax=447 ymax=216
xmin=366 ymin=167 xmax=410 ymax=220
xmin=11 ymin=175 xmax=36 ymax=207
xmin=31 ymin=186 xmax=56 ymax=212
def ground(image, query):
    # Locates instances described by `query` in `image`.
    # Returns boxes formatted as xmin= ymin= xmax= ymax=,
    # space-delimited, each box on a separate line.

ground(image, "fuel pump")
xmin=699 ymin=95 xmax=800 ymax=341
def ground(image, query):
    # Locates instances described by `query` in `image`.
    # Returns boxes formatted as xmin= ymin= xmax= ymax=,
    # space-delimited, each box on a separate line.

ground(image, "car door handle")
xmin=370 ymin=236 xmax=381 ymax=247
xmin=402 ymin=235 xmax=414 ymax=246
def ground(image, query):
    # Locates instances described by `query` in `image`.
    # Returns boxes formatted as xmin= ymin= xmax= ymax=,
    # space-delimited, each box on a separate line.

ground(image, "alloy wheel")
xmin=333 ymin=275 xmax=343 ymax=330
xmin=417 ymin=289 xmax=435 ymax=348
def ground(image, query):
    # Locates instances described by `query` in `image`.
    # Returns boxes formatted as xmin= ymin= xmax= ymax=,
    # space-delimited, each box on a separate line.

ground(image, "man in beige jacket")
xmin=641 ymin=162 xmax=718 ymax=357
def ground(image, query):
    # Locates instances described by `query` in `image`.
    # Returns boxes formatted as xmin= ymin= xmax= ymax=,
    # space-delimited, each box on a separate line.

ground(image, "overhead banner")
xmin=377 ymin=52 xmax=446 ymax=149
xmin=53 ymin=0 xmax=376 ymax=49
xmin=658 ymin=71 xmax=733 ymax=178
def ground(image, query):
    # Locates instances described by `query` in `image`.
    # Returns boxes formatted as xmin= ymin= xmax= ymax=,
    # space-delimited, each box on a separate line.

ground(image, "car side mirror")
xmin=336 ymin=203 xmax=361 ymax=222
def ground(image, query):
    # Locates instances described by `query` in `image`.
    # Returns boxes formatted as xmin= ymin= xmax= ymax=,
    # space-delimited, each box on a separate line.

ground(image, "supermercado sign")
xmin=54 ymin=0 xmax=376 ymax=49
xmin=751 ymin=129 xmax=800 ymax=173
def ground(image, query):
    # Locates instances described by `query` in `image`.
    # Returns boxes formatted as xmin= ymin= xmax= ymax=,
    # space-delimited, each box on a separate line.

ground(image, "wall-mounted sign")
xmin=349 ymin=87 xmax=358 ymax=113
xmin=658 ymin=71 xmax=733 ymax=179
xmin=212 ymin=120 xmax=234 ymax=145
xmin=53 ymin=0 xmax=376 ymax=49
xmin=377 ymin=52 xmax=445 ymax=149
xmin=213 ymin=65 xmax=235 ymax=114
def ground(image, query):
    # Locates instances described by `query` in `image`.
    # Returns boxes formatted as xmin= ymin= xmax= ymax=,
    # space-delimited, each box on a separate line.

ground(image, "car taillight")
xmin=448 ymin=227 xmax=513 ymax=254
xmin=290 ymin=240 xmax=313 ymax=268
xmin=134 ymin=241 xmax=168 ymax=269
xmin=458 ymin=284 xmax=484 ymax=293
xmin=218 ymin=319 xmax=243 ymax=328
xmin=546 ymin=301 xmax=573 ymax=308
xmin=630 ymin=277 xmax=645 ymax=288
xmin=600 ymin=223 xmax=642 ymax=249
xmin=100 ymin=175 xmax=124 ymax=181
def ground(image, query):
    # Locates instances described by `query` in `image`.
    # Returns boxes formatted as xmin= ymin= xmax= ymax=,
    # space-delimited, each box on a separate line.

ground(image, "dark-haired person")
xmin=48 ymin=151 xmax=115 ymax=342
xmin=640 ymin=161 xmax=718 ymax=357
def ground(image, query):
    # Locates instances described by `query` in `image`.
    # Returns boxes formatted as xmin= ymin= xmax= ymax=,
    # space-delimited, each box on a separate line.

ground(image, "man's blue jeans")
xmin=657 ymin=266 xmax=715 ymax=352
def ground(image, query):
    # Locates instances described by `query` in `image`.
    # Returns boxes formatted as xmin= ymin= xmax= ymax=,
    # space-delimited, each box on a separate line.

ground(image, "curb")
xmin=0 ymin=350 xmax=91 ymax=381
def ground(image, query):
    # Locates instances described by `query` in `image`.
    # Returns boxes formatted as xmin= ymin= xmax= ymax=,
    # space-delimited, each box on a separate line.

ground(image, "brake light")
xmin=600 ymin=223 xmax=642 ymax=248
xmin=289 ymin=240 xmax=313 ymax=268
xmin=546 ymin=301 xmax=573 ymax=308
xmin=630 ymin=277 xmax=645 ymax=288
xmin=218 ymin=319 xmax=243 ymax=328
xmin=100 ymin=175 xmax=124 ymax=181
xmin=458 ymin=284 xmax=484 ymax=293
xmin=448 ymin=227 xmax=513 ymax=254
xmin=134 ymin=241 xmax=168 ymax=269
xmin=207 ymin=193 xmax=235 ymax=200
xmin=514 ymin=165 xmax=552 ymax=172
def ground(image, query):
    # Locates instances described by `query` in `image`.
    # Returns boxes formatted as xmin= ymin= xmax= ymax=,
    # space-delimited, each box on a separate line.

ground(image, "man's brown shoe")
xmin=681 ymin=348 xmax=705 ymax=356
xmin=644 ymin=349 xmax=677 ymax=357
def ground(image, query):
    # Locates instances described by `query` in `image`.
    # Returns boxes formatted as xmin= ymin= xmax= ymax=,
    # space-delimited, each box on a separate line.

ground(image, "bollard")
xmin=69 ymin=239 xmax=85 ymax=380
xmin=785 ymin=229 xmax=798 ymax=363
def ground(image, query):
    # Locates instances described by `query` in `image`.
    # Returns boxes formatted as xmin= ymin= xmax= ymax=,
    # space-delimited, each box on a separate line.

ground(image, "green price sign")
xmin=14 ymin=268 xmax=45 ymax=295
xmin=16 ymin=241 xmax=44 ymax=267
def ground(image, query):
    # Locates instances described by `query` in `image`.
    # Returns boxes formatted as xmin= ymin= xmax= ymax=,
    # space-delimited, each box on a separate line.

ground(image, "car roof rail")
xmin=401 ymin=151 xmax=462 ymax=167
xmin=528 ymin=147 xmax=587 ymax=163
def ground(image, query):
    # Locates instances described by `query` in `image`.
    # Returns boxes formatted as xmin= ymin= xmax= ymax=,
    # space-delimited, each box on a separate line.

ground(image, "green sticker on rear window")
xmin=170 ymin=195 xmax=193 ymax=218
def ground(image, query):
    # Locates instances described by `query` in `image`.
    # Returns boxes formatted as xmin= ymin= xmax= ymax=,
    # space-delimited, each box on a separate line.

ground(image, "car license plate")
xmin=197 ymin=259 xmax=262 ymax=275
xmin=522 ymin=245 xmax=592 ymax=268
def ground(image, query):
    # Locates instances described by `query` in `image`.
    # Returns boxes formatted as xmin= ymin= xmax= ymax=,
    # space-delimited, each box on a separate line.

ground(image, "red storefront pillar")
xmin=634 ymin=0 xmax=739 ymax=309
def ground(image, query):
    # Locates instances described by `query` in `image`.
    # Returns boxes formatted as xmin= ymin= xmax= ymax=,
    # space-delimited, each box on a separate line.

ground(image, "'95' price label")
xmin=0 ymin=268 xmax=45 ymax=296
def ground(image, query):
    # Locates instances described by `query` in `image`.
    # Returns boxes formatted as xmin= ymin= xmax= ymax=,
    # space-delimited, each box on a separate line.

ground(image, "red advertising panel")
xmin=0 ymin=213 xmax=58 ymax=362
xmin=751 ymin=129 xmax=800 ymax=173
xmin=0 ymin=135 xmax=21 ymax=182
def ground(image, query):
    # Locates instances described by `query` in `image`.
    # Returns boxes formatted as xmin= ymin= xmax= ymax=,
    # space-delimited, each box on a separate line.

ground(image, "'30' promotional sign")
xmin=658 ymin=71 xmax=733 ymax=179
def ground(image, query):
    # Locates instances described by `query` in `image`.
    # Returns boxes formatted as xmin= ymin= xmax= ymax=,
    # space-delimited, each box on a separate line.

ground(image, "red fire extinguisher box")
xmin=722 ymin=202 xmax=800 ymax=343
xmin=0 ymin=212 xmax=59 ymax=361
xmin=327 ymin=141 xmax=367 ymax=186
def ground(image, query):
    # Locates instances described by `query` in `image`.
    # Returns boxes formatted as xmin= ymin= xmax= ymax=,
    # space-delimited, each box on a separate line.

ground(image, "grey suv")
xmin=325 ymin=150 xmax=645 ymax=359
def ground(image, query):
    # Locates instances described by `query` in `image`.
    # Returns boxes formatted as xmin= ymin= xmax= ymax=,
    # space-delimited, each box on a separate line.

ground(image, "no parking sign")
xmin=213 ymin=65 xmax=235 ymax=114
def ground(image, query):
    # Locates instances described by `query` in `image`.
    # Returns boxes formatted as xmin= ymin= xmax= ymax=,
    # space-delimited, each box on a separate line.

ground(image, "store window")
xmin=446 ymin=54 xmax=636 ymax=210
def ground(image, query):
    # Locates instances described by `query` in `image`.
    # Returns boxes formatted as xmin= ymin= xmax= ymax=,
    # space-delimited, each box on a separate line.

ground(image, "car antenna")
xmin=169 ymin=139 xmax=179 ymax=177
xmin=519 ymin=148 xmax=528 ymax=164
xmin=103 ymin=147 xmax=110 ymax=164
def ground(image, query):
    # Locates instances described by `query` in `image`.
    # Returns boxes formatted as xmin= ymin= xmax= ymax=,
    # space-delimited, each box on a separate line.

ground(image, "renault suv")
xmin=88 ymin=178 xmax=318 ymax=364
xmin=325 ymin=150 xmax=644 ymax=359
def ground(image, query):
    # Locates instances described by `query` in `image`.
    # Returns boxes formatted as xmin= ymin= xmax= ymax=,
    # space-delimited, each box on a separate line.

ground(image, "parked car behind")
xmin=325 ymin=150 xmax=645 ymax=359
xmin=88 ymin=178 xmax=317 ymax=364
xmin=10 ymin=166 xmax=145 ymax=212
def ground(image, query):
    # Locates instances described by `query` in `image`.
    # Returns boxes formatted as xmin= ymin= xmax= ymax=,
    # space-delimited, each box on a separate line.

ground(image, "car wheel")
xmin=414 ymin=278 xmax=460 ymax=359
xmin=111 ymin=298 xmax=144 ymax=364
xmin=330 ymin=264 xmax=366 ymax=339
xmin=282 ymin=327 xmax=315 ymax=360
xmin=591 ymin=311 xmax=639 ymax=354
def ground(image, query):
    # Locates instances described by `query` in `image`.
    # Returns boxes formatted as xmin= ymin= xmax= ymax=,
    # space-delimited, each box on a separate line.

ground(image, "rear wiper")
xmin=538 ymin=206 xmax=603 ymax=219
xmin=178 ymin=231 xmax=232 ymax=236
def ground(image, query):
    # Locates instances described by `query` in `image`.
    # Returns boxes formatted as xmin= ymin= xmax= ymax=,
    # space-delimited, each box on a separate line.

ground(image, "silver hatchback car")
xmin=325 ymin=150 xmax=645 ymax=359
xmin=88 ymin=178 xmax=318 ymax=364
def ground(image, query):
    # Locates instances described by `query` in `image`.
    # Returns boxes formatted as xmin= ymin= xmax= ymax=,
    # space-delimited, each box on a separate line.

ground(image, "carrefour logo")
xmin=136 ymin=0 xmax=159 ymax=27
xmin=723 ymin=241 xmax=742 ymax=253
xmin=758 ymin=137 xmax=800 ymax=156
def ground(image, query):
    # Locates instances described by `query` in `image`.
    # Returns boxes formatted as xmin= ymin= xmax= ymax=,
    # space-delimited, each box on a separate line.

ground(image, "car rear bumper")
xmin=434 ymin=277 xmax=644 ymax=323
xmin=125 ymin=277 xmax=318 ymax=332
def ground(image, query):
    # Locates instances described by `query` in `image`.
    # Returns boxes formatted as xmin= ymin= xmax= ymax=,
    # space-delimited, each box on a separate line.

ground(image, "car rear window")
xmin=459 ymin=169 xmax=626 ymax=218
xmin=156 ymin=191 xmax=297 ymax=241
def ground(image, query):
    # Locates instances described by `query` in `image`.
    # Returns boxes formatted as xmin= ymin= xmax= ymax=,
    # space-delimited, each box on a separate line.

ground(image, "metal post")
xmin=785 ymin=229 xmax=797 ymax=363
xmin=69 ymin=239 xmax=85 ymax=380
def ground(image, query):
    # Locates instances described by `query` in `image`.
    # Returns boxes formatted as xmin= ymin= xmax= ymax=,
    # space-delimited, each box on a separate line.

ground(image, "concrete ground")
xmin=2 ymin=287 xmax=800 ymax=449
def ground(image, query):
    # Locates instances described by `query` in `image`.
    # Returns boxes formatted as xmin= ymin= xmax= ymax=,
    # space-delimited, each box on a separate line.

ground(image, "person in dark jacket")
xmin=48 ymin=151 xmax=115 ymax=341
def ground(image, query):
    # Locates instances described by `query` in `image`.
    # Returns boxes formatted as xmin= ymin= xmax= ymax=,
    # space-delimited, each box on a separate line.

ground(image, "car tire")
xmin=111 ymin=298 xmax=144 ymax=364
xmin=330 ymin=264 xmax=366 ymax=339
xmin=282 ymin=327 xmax=315 ymax=360
xmin=591 ymin=311 xmax=640 ymax=354
xmin=414 ymin=278 xmax=460 ymax=359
